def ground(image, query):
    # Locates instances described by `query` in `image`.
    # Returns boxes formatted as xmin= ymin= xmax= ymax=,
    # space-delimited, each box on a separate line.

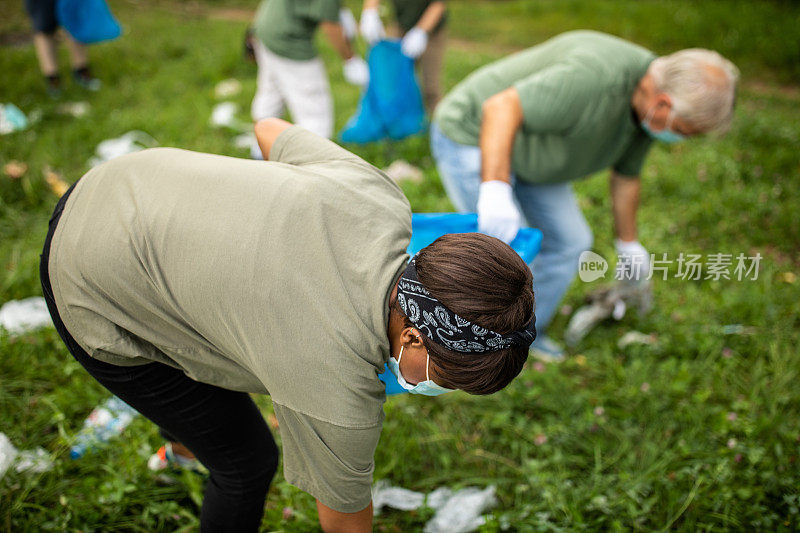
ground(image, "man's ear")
xmin=656 ymin=92 xmax=673 ymax=110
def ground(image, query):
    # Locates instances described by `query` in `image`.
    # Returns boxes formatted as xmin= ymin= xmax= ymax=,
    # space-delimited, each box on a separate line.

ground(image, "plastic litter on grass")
xmin=0 ymin=103 xmax=28 ymax=134
xmin=372 ymin=480 xmax=497 ymax=533
xmin=214 ymin=79 xmax=242 ymax=99
xmin=0 ymin=433 xmax=54 ymax=479
xmin=0 ymin=297 xmax=53 ymax=336
xmin=88 ymin=131 xmax=158 ymax=167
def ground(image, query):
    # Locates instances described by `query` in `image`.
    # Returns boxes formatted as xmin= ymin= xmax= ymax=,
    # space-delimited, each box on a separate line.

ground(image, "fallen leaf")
xmin=779 ymin=271 xmax=796 ymax=284
xmin=4 ymin=160 xmax=27 ymax=179
xmin=44 ymin=166 xmax=70 ymax=197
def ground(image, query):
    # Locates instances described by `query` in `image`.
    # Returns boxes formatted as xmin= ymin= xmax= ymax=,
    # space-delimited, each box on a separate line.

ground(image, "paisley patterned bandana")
xmin=396 ymin=257 xmax=536 ymax=354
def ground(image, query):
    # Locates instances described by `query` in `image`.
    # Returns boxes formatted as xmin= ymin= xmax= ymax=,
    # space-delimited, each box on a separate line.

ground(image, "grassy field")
xmin=2 ymin=0 xmax=800 ymax=531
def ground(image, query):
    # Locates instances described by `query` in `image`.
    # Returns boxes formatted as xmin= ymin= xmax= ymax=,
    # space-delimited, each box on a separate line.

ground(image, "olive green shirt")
xmin=49 ymin=127 xmax=412 ymax=512
xmin=254 ymin=0 xmax=341 ymax=61
xmin=434 ymin=30 xmax=656 ymax=183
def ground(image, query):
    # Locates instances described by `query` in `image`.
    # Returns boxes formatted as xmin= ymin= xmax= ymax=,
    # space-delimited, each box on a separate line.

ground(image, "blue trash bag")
xmin=57 ymin=0 xmax=122 ymax=44
xmin=378 ymin=213 xmax=543 ymax=395
xmin=340 ymin=40 xmax=426 ymax=144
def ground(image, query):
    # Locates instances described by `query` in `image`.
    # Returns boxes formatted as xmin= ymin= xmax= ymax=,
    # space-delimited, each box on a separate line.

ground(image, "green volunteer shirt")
xmin=390 ymin=0 xmax=446 ymax=34
xmin=434 ymin=30 xmax=657 ymax=183
xmin=254 ymin=0 xmax=340 ymax=61
xmin=49 ymin=127 xmax=412 ymax=512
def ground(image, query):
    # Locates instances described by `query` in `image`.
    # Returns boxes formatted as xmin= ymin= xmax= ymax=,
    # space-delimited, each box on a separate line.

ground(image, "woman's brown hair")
xmin=391 ymin=233 xmax=534 ymax=394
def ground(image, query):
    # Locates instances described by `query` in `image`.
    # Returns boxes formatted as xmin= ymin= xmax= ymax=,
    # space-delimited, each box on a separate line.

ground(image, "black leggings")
xmin=39 ymin=184 xmax=279 ymax=532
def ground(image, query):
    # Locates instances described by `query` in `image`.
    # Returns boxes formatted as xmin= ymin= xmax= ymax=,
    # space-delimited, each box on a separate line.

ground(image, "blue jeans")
xmin=430 ymin=123 xmax=593 ymax=337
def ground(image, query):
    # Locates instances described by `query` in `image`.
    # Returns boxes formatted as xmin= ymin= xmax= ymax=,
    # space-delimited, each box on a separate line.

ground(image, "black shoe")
xmin=73 ymin=66 xmax=101 ymax=91
xmin=46 ymin=74 xmax=62 ymax=99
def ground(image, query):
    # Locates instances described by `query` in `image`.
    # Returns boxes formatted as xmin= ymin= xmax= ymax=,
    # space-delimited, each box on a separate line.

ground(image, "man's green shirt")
xmin=434 ymin=30 xmax=657 ymax=183
xmin=49 ymin=127 xmax=411 ymax=512
xmin=254 ymin=0 xmax=340 ymax=61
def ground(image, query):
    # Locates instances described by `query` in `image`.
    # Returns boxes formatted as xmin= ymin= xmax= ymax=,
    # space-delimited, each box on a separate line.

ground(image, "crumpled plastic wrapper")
xmin=372 ymin=480 xmax=497 ymax=533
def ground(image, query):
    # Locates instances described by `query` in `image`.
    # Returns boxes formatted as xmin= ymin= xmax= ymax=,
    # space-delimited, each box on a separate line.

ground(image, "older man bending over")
xmin=430 ymin=30 xmax=738 ymax=360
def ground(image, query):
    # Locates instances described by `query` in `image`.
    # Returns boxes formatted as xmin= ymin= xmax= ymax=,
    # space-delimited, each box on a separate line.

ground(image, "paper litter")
xmin=88 ymin=130 xmax=158 ymax=167
xmin=0 ymin=297 xmax=53 ymax=335
xmin=233 ymin=132 xmax=258 ymax=151
xmin=617 ymin=330 xmax=657 ymax=349
xmin=56 ymin=101 xmax=90 ymax=118
xmin=383 ymin=159 xmax=424 ymax=184
xmin=214 ymin=79 xmax=242 ymax=99
xmin=210 ymin=102 xmax=248 ymax=131
xmin=372 ymin=480 xmax=497 ymax=533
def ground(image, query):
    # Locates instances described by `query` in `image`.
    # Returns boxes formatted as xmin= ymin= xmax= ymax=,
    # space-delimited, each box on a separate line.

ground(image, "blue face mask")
xmin=641 ymin=104 xmax=686 ymax=144
xmin=387 ymin=346 xmax=454 ymax=396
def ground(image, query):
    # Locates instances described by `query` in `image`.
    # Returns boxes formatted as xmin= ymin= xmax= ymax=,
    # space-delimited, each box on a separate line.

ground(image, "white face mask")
xmin=387 ymin=346 xmax=454 ymax=396
xmin=641 ymin=103 xmax=686 ymax=144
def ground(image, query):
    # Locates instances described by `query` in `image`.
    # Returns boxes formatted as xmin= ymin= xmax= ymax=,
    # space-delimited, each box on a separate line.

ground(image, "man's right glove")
xmin=477 ymin=180 xmax=522 ymax=244
xmin=343 ymin=56 xmax=369 ymax=86
xmin=400 ymin=27 xmax=428 ymax=58
xmin=615 ymin=239 xmax=650 ymax=282
xmin=359 ymin=8 xmax=384 ymax=45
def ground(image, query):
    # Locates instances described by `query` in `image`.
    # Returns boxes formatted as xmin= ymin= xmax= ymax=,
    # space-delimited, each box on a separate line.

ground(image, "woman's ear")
xmin=402 ymin=327 xmax=425 ymax=348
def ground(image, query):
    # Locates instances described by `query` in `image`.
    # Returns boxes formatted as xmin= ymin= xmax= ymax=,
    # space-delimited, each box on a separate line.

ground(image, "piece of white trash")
xmin=214 ymin=79 xmax=242 ymax=99
xmin=0 ymin=297 xmax=53 ymax=335
xmin=372 ymin=479 xmax=426 ymax=514
xmin=15 ymin=448 xmax=53 ymax=473
xmin=0 ymin=433 xmax=18 ymax=479
xmin=210 ymin=102 xmax=248 ymax=131
xmin=424 ymin=486 xmax=497 ymax=533
xmin=383 ymin=159 xmax=424 ymax=184
xmin=88 ymin=131 xmax=158 ymax=167
xmin=372 ymin=480 xmax=497 ymax=533
xmin=617 ymin=330 xmax=657 ymax=349
xmin=233 ymin=132 xmax=258 ymax=150
xmin=56 ymin=101 xmax=90 ymax=118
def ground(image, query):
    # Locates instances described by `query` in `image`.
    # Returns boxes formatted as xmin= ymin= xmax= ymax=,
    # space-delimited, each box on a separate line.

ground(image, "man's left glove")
xmin=615 ymin=239 xmax=650 ymax=282
xmin=343 ymin=56 xmax=369 ymax=86
xmin=401 ymin=27 xmax=428 ymax=58
xmin=359 ymin=8 xmax=384 ymax=45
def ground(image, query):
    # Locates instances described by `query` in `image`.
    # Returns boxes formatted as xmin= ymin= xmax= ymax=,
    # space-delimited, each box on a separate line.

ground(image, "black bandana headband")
xmin=396 ymin=257 xmax=536 ymax=354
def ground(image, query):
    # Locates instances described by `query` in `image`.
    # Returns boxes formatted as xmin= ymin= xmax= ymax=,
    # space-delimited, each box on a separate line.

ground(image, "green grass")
xmin=2 ymin=0 xmax=800 ymax=531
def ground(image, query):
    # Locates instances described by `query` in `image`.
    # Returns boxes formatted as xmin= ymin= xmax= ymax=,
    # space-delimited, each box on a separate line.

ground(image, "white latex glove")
xmin=343 ymin=56 xmax=369 ymax=86
xmin=615 ymin=239 xmax=650 ymax=282
xmin=477 ymin=180 xmax=522 ymax=244
xmin=401 ymin=26 xmax=428 ymax=58
xmin=339 ymin=8 xmax=358 ymax=41
xmin=359 ymin=8 xmax=384 ymax=44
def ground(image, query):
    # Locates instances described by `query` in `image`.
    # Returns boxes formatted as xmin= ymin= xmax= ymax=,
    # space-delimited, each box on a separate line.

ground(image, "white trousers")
xmin=251 ymin=40 xmax=333 ymax=139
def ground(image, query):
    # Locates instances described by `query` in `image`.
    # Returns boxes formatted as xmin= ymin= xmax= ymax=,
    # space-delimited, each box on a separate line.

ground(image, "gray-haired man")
xmin=430 ymin=30 xmax=738 ymax=359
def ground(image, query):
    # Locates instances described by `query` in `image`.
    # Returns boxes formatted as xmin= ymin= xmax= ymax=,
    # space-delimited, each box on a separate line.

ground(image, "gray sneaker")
xmin=529 ymin=335 xmax=565 ymax=363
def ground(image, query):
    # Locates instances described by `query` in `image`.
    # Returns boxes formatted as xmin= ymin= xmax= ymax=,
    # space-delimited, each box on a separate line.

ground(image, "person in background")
xmin=40 ymin=117 xmax=536 ymax=532
xmin=360 ymin=0 xmax=447 ymax=113
xmin=430 ymin=30 xmax=738 ymax=360
xmin=250 ymin=0 xmax=369 ymax=157
xmin=24 ymin=0 xmax=101 ymax=97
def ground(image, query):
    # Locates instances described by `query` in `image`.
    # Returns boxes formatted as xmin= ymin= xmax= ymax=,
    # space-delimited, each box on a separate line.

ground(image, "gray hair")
xmin=649 ymin=49 xmax=740 ymax=134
